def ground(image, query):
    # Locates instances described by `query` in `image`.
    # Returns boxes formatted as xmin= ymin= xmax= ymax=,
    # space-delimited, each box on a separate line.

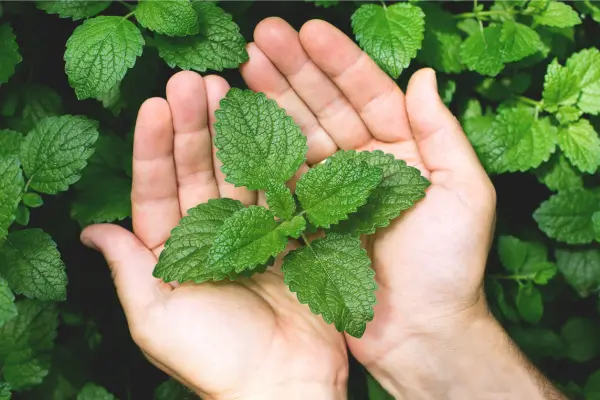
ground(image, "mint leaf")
xmin=36 ymin=0 xmax=110 ymax=21
xmin=561 ymin=317 xmax=600 ymax=362
xmin=155 ymin=2 xmax=248 ymax=72
xmin=207 ymin=207 xmax=306 ymax=278
xmin=214 ymin=89 xmax=307 ymax=190
xmin=77 ymin=383 xmax=116 ymax=400
xmin=533 ymin=189 xmax=600 ymax=244
xmin=20 ymin=115 xmax=99 ymax=194
xmin=585 ymin=371 xmax=600 ymax=399
xmin=71 ymin=174 xmax=131 ymax=227
xmin=155 ymin=378 xmax=194 ymax=400
xmin=555 ymin=106 xmax=583 ymax=125
xmin=296 ymin=154 xmax=382 ymax=228
xmin=331 ymin=150 xmax=429 ymax=235
xmin=153 ymin=198 xmax=244 ymax=283
xmin=0 ymin=383 xmax=10 ymax=400
xmin=534 ymin=1 xmax=581 ymax=28
xmin=556 ymin=248 xmax=600 ymax=297
xmin=508 ymin=326 xmax=565 ymax=359
xmin=65 ymin=16 xmax=144 ymax=99
xmin=135 ymin=0 xmax=199 ymax=37
xmin=351 ymin=3 xmax=425 ymax=78
xmin=516 ymin=285 xmax=543 ymax=324
xmin=417 ymin=4 xmax=463 ymax=73
xmin=0 ymin=278 xmax=17 ymax=328
xmin=565 ymin=48 xmax=600 ymax=115
xmin=4 ymin=84 xmax=64 ymax=134
xmin=0 ymin=156 xmax=24 ymax=240
xmin=535 ymin=154 xmax=583 ymax=192
xmin=498 ymin=235 xmax=547 ymax=274
xmin=476 ymin=106 xmax=556 ymax=173
xmin=282 ymin=233 xmax=377 ymax=337
xmin=0 ymin=23 xmax=22 ymax=84
xmin=14 ymin=204 xmax=29 ymax=226
xmin=0 ymin=299 xmax=58 ymax=390
xmin=22 ymin=193 xmax=43 ymax=208
xmin=542 ymin=58 xmax=579 ymax=112
xmin=367 ymin=372 xmax=394 ymax=400
xmin=0 ymin=229 xmax=67 ymax=301
xmin=0 ymin=130 xmax=22 ymax=157
xmin=558 ymin=119 xmax=600 ymax=173
xmin=265 ymin=182 xmax=295 ymax=221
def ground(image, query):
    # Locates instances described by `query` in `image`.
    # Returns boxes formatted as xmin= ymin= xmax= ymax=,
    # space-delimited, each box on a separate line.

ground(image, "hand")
xmin=80 ymin=72 xmax=348 ymax=399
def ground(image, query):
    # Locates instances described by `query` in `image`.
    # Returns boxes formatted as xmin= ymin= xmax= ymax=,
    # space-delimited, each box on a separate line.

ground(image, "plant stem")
xmin=453 ymin=10 xmax=513 ymax=19
xmin=490 ymin=274 xmax=532 ymax=281
xmin=516 ymin=96 xmax=542 ymax=108
xmin=123 ymin=10 xmax=136 ymax=20
xmin=300 ymin=233 xmax=311 ymax=248
xmin=119 ymin=1 xmax=135 ymax=11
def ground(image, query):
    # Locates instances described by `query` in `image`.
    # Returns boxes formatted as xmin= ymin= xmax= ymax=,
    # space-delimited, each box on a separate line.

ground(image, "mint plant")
xmin=153 ymin=89 xmax=429 ymax=337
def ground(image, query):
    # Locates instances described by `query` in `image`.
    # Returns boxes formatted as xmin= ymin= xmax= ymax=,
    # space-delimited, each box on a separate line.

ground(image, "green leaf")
xmin=0 ymin=382 xmax=10 ymax=400
xmin=594 ymin=211 xmax=600 ymax=242
xmin=535 ymin=153 xmax=583 ymax=192
xmin=561 ymin=317 xmax=600 ymax=362
xmin=556 ymin=106 xmax=583 ymax=125
xmin=542 ymin=59 xmax=580 ymax=112
xmin=77 ymin=383 xmax=116 ymax=400
xmin=508 ymin=326 xmax=565 ymax=359
xmin=585 ymin=371 xmax=600 ymax=400
xmin=366 ymin=372 xmax=394 ymax=400
xmin=214 ymin=89 xmax=307 ymax=190
xmin=534 ymin=1 xmax=581 ymax=27
xmin=22 ymin=193 xmax=43 ymax=208
xmin=4 ymin=84 xmax=64 ymax=133
xmin=487 ymin=279 xmax=520 ymax=323
xmin=155 ymin=2 xmax=248 ymax=72
xmin=351 ymin=3 xmax=425 ymax=78
xmin=71 ymin=174 xmax=131 ymax=227
xmin=417 ymin=4 xmax=463 ymax=73
xmin=265 ymin=182 xmax=295 ymax=221
xmin=0 ymin=130 xmax=23 ymax=157
xmin=330 ymin=151 xmax=429 ymax=235
xmin=0 ymin=156 xmax=24 ymax=240
xmin=534 ymin=189 xmax=600 ymax=244
xmin=296 ymin=153 xmax=382 ymax=228
xmin=475 ymin=106 xmax=556 ymax=173
xmin=65 ymin=16 xmax=144 ymax=99
xmin=556 ymin=248 xmax=600 ymax=297
xmin=497 ymin=236 xmax=554 ymax=284
xmin=153 ymin=198 xmax=244 ymax=283
xmin=0 ymin=278 xmax=17 ymax=328
xmin=154 ymin=378 xmax=195 ymax=400
xmin=20 ymin=115 xmax=99 ymax=194
xmin=0 ymin=229 xmax=67 ymax=301
xmin=0 ymin=299 xmax=58 ymax=390
xmin=36 ymin=0 xmax=110 ymax=21
xmin=135 ymin=0 xmax=199 ymax=37
xmin=565 ymin=48 xmax=600 ymax=115
xmin=525 ymin=261 xmax=557 ymax=285
xmin=15 ymin=204 xmax=29 ymax=226
xmin=557 ymin=119 xmax=600 ymax=173
xmin=0 ymin=23 xmax=22 ymax=84
xmin=282 ymin=233 xmax=377 ymax=338
xmin=516 ymin=285 xmax=543 ymax=324
xmin=207 ymin=207 xmax=305 ymax=278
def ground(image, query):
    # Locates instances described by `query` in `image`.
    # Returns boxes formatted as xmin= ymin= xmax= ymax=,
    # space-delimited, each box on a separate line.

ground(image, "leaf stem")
xmin=119 ymin=1 xmax=135 ymax=11
xmin=301 ymin=232 xmax=312 ymax=248
xmin=123 ymin=10 xmax=136 ymax=20
xmin=516 ymin=96 xmax=542 ymax=108
xmin=490 ymin=273 xmax=532 ymax=281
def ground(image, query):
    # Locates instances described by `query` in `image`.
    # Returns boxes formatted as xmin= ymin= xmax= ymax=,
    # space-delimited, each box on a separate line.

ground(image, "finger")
xmin=240 ymin=43 xmax=337 ymax=164
xmin=132 ymin=98 xmax=181 ymax=252
xmin=299 ymin=19 xmax=416 ymax=145
xmin=204 ymin=75 xmax=257 ymax=206
xmin=80 ymin=224 xmax=171 ymax=321
xmin=405 ymin=68 xmax=489 ymax=184
xmin=253 ymin=17 xmax=373 ymax=151
xmin=166 ymin=71 xmax=220 ymax=214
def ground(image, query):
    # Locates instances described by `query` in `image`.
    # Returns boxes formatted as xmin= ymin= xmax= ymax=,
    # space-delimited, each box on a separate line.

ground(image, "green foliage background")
xmin=1 ymin=0 xmax=600 ymax=398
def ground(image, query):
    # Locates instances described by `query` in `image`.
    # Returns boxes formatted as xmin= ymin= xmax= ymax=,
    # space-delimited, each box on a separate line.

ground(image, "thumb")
xmin=81 ymin=224 xmax=170 ymax=316
xmin=405 ymin=68 xmax=487 ymax=185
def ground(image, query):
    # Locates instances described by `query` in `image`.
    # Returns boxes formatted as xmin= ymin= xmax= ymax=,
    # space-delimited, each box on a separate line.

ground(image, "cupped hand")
xmin=239 ymin=17 xmax=497 ymax=389
xmin=80 ymin=72 xmax=348 ymax=400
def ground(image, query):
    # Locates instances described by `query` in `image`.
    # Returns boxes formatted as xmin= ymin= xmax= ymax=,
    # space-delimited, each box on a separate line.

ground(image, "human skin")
xmin=81 ymin=18 xmax=565 ymax=400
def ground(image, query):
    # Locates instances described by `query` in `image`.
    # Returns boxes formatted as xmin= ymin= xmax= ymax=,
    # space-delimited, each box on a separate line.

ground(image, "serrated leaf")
xmin=71 ymin=174 xmax=131 ymax=227
xmin=0 ymin=229 xmax=67 ymax=301
xmin=561 ymin=317 xmax=600 ymax=362
xmin=135 ymin=0 xmax=199 ymax=37
xmin=542 ymin=59 xmax=580 ymax=112
xmin=207 ymin=207 xmax=305 ymax=278
xmin=558 ymin=119 xmax=600 ymax=173
xmin=351 ymin=3 xmax=425 ymax=78
xmin=330 ymin=151 xmax=429 ymax=235
xmin=0 ymin=278 xmax=17 ymax=328
xmin=296 ymin=154 xmax=382 ymax=228
xmin=417 ymin=4 xmax=463 ymax=73
xmin=77 ymin=383 xmax=116 ymax=400
xmin=556 ymin=248 xmax=600 ymax=297
xmin=556 ymin=106 xmax=583 ymax=125
xmin=153 ymin=198 xmax=244 ymax=283
xmin=36 ymin=0 xmax=109 ymax=20
xmin=0 ymin=156 xmax=24 ymax=240
xmin=0 ymin=299 xmax=58 ymax=389
xmin=4 ymin=84 xmax=64 ymax=134
xmin=214 ymin=89 xmax=307 ymax=190
xmin=475 ymin=106 xmax=556 ymax=173
xmin=282 ymin=233 xmax=377 ymax=337
xmin=488 ymin=279 xmax=520 ymax=323
xmin=533 ymin=189 xmax=600 ymax=244
xmin=499 ymin=20 xmax=544 ymax=63
xmin=65 ymin=16 xmax=144 ymax=99
xmin=535 ymin=153 xmax=583 ymax=192
xmin=0 ymin=382 xmax=10 ymax=400
xmin=566 ymin=48 xmax=600 ymax=115
xmin=0 ymin=23 xmax=22 ymax=84
xmin=20 ymin=115 xmax=99 ymax=194
xmin=534 ymin=1 xmax=581 ymax=28
xmin=516 ymin=285 xmax=543 ymax=324
xmin=265 ymin=182 xmax=295 ymax=221
xmin=594 ymin=211 xmax=600 ymax=242
xmin=155 ymin=2 xmax=248 ymax=72
xmin=498 ymin=235 xmax=547 ymax=274
xmin=0 ymin=130 xmax=23 ymax=157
